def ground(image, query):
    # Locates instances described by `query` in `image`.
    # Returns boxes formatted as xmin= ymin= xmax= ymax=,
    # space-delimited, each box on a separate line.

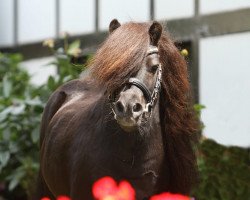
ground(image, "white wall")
xmin=2 ymin=0 xmax=250 ymax=46
xmin=200 ymin=0 xmax=250 ymax=14
xmin=100 ymin=0 xmax=149 ymax=30
xmin=155 ymin=0 xmax=194 ymax=20
xmin=0 ymin=0 xmax=96 ymax=47
xmin=0 ymin=0 xmax=14 ymax=46
xmin=18 ymin=0 xmax=56 ymax=44
xmin=60 ymin=0 xmax=95 ymax=35
xmin=199 ymin=32 xmax=250 ymax=147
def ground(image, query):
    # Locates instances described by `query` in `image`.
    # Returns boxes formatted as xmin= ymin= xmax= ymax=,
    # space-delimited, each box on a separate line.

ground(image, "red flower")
xmin=41 ymin=177 xmax=190 ymax=200
xmin=57 ymin=196 xmax=71 ymax=200
xmin=41 ymin=198 xmax=50 ymax=200
xmin=115 ymin=181 xmax=135 ymax=200
xmin=41 ymin=196 xmax=71 ymax=200
xmin=92 ymin=177 xmax=117 ymax=199
xmin=150 ymin=192 xmax=190 ymax=200
xmin=92 ymin=176 xmax=135 ymax=200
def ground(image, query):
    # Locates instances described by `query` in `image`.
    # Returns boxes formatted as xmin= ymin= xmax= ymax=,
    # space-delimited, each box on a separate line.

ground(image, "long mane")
xmin=88 ymin=22 xmax=198 ymax=194
xmin=158 ymin=32 xmax=199 ymax=194
xmin=89 ymin=22 xmax=149 ymax=93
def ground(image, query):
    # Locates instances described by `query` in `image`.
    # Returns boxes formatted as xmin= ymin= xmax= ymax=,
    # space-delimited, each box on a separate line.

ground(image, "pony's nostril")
xmin=116 ymin=101 xmax=124 ymax=113
xmin=133 ymin=103 xmax=142 ymax=112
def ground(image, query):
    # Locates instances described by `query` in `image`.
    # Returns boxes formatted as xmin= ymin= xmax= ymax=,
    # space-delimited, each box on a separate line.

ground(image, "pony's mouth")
xmin=120 ymin=125 xmax=137 ymax=132
xmin=116 ymin=117 xmax=139 ymax=132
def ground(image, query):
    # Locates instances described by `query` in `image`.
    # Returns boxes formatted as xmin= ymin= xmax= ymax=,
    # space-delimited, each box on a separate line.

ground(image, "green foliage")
xmin=194 ymin=104 xmax=206 ymax=131
xmin=192 ymin=139 xmax=250 ymax=200
xmin=0 ymin=53 xmax=43 ymax=199
xmin=0 ymin=53 xmax=29 ymax=97
xmin=194 ymin=104 xmax=206 ymax=119
xmin=43 ymin=37 xmax=88 ymax=92
xmin=192 ymin=105 xmax=250 ymax=199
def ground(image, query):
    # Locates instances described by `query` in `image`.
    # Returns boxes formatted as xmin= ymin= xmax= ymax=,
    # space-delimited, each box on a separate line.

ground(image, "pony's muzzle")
xmin=113 ymin=90 xmax=146 ymax=130
xmin=114 ymin=100 xmax=143 ymax=120
xmin=115 ymin=101 xmax=143 ymax=114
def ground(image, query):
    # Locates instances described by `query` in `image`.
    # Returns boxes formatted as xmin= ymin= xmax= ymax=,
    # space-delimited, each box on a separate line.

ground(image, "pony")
xmin=35 ymin=19 xmax=198 ymax=200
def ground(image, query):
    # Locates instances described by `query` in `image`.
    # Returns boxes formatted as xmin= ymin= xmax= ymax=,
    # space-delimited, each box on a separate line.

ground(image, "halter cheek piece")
xmin=109 ymin=46 xmax=162 ymax=118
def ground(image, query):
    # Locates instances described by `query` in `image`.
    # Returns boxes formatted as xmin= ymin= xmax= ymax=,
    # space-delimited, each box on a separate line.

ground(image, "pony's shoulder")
xmin=40 ymin=78 xmax=90 ymax=143
xmin=44 ymin=78 xmax=90 ymax=115
xmin=58 ymin=78 xmax=90 ymax=93
xmin=42 ymin=76 xmax=101 ymax=121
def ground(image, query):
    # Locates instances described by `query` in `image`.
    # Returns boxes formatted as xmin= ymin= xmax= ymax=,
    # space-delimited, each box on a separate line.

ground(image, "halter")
xmin=109 ymin=46 xmax=162 ymax=118
xmin=126 ymin=64 xmax=162 ymax=114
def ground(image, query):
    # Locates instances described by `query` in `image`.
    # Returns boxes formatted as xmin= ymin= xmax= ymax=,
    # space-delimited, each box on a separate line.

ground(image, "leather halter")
xmin=109 ymin=46 xmax=162 ymax=117
xmin=126 ymin=64 xmax=162 ymax=113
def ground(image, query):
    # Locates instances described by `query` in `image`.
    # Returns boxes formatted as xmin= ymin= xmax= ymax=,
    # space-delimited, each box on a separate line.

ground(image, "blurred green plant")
xmin=194 ymin=104 xmax=206 ymax=131
xmin=192 ymin=104 xmax=250 ymax=199
xmin=43 ymin=36 xmax=90 ymax=92
xmin=0 ymin=52 xmax=42 ymax=199
xmin=0 ymin=37 xmax=89 ymax=199
xmin=192 ymin=139 xmax=250 ymax=200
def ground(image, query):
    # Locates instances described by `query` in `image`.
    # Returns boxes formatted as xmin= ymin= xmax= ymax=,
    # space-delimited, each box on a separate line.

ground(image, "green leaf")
xmin=62 ymin=75 xmax=72 ymax=82
xmin=31 ymin=126 xmax=40 ymax=143
xmin=67 ymin=39 xmax=80 ymax=55
xmin=9 ymin=141 xmax=19 ymax=154
xmin=0 ymin=151 xmax=10 ymax=167
xmin=194 ymin=104 xmax=206 ymax=113
xmin=2 ymin=75 xmax=12 ymax=98
xmin=8 ymin=178 xmax=19 ymax=191
xmin=0 ymin=107 xmax=11 ymax=122
xmin=9 ymin=53 xmax=23 ymax=63
xmin=3 ymin=128 xmax=11 ymax=140
xmin=47 ymin=75 xmax=56 ymax=91
xmin=7 ymin=168 xmax=25 ymax=191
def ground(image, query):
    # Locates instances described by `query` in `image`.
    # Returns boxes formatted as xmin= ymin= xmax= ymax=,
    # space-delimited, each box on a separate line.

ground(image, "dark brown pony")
xmin=35 ymin=20 xmax=198 ymax=200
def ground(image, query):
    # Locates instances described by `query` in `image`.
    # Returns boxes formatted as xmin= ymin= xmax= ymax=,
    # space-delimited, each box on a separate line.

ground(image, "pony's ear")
xmin=149 ymin=21 xmax=162 ymax=46
xmin=109 ymin=19 xmax=121 ymax=34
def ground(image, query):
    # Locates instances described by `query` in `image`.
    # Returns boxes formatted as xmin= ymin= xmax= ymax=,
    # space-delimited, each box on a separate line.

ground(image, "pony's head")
xmin=110 ymin=21 xmax=163 ymax=131
xmin=90 ymin=19 xmax=197 ymax=135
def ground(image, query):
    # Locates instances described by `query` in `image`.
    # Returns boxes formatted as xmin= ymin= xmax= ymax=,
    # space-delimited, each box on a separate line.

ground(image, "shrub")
xmin=192 ymin=139 xmax=250 ymax=199
xmin=0 ymin=52 xmax=42 ymax=199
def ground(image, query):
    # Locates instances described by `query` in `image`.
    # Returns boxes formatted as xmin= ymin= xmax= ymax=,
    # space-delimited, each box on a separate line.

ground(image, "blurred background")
xmin=0 ymin=0 xmax=249 ymax=199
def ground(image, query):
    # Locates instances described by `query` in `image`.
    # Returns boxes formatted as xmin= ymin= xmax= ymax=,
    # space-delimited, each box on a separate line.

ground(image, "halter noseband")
xmin=109 ymin=46 xmax=162 ymax=118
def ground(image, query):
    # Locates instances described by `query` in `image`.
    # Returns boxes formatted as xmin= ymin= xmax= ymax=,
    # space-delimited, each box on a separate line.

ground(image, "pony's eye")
xmin=150 ymin=64 xmax=159 ymax=73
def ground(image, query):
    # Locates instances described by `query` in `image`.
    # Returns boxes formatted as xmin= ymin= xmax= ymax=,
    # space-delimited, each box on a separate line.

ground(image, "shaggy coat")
xmin=36 ymin=21 xmax=198 ymax=200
